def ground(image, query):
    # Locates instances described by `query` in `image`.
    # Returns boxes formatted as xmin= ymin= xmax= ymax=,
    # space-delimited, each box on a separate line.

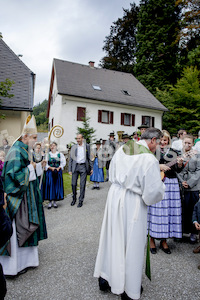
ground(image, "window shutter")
xmin=132 ymin=114 xmax=135 ymax=126
xmin=98 ymin=110 xmax=102 ymax=123
xmin=121 ymin=113 xmax=124 ymax=125
xmin=77 ymin=107 xmax=80 ymax=121
xmin=110 ymin=111 xmax=113 ymax=124
xmin=152 ymin=117 xmax=155 ymax=127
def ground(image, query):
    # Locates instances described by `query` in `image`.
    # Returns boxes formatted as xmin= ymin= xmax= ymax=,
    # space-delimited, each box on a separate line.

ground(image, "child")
xmin=192 ymin=194 xmax=200 ymax=269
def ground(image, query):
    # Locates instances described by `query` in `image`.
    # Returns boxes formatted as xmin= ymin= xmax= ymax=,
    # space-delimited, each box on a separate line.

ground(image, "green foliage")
xmin=100 ymin=3 xmax=139 ymax=73
xmin=77 ymin=111 xmax=96 ymax=144
xmin=33 ymin=99 xmax=48 ymax=131
xmin=0 ymin=78 xmax=14 ymax=119
xmin=0 ymin=78 xmax=14 ymax=103
xmin=187 ymin=46 xmax=200 ymax=69
xmin=175 ymin=0 xmax=200 ymax=48
xmin=156 ymin=66 xmax=200 ymax=134
xmin=134 ymin=0 xmax=181 ymax=95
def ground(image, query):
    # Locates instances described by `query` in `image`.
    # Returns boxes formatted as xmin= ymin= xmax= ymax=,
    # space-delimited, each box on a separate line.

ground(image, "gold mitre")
xmin=22 ymin=115 xmax=37 ymax=135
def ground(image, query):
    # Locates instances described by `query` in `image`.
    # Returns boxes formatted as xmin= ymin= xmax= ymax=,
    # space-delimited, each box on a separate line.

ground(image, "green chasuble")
xmin=0 ymin=140 xmax=47 ymax=255
xmin=123 ymin=140 xmax=153 ymax=281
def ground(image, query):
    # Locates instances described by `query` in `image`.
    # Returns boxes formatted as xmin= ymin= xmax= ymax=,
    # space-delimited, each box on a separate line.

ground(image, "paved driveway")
xmin=5 ymin=182 xmax=200 ymax=300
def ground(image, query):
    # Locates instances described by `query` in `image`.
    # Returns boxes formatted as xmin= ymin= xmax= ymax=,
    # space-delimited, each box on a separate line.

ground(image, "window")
xmin=121 ymin=90 xmax=131 ymax=96
xmin=77 ymin=107 xmax=86 ymax=121
xmin=51 ymin=117 xmax=54 ymax=128
xmin=142 ymin=116 xmax=155 ymax=127
xmin=92 ymin=85 xmax=101 ymax=91
xmin=102 ymin=111 xmax=109 ymax=123
xmin=98 ymin=110 xmax=113 ymax=124
xmin=121 ymin=113 xmax=135 ymax=126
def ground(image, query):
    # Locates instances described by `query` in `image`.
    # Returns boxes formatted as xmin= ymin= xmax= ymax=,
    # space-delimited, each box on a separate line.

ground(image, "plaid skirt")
xmin=148 ymin=177 xmax=182 ymax=239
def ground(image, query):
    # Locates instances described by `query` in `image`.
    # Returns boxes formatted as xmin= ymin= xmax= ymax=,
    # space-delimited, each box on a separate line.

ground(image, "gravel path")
xmin=5 ymin=182 xmax=200 ymax=300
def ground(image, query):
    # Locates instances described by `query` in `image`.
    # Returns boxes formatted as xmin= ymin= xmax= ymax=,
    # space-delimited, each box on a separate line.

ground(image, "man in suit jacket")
xmin=68 ymin=134 xmax=93 ymax=207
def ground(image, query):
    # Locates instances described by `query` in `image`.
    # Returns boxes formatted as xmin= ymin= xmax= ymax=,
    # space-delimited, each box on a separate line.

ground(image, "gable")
xmin=0 ymin=39 xmax=35 ymax=111
xmin=47 ymin=58 xmax=167 ymax=117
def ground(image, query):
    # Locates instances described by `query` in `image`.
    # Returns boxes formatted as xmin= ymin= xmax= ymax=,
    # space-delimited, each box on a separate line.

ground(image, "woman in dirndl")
xmin=148 ymin=130 xmax=183 ymax=254
xmin=90 ymin=140 xmax=104 ymax=190
xmin=44 ymin=142 xmax=66 ymax=209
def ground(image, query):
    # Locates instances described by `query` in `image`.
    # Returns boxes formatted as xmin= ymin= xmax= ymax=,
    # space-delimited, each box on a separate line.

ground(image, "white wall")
xmin=49 ymin=94 xmax=163 ymax=150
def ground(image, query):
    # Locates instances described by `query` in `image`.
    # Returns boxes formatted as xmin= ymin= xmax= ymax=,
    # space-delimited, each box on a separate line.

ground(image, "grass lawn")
xmin=63 ymin=167 xmax=107 ymax=197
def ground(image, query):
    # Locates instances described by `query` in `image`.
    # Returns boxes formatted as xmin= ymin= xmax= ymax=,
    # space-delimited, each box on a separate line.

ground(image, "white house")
xmin=47 ymin=59 xmax=167 ymax=149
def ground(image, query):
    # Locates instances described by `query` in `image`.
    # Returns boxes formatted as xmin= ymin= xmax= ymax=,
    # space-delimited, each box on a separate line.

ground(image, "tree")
xmin=0 ymin=78 xmax=14 ymax=119
xmin=134 ymin=0 xmax=181 ymax=95
xmin=99 ymin=3 xmax=139 ymax=74
xmin=187 ymin=45 xmax=200 ymax=69
xmin=77 ymin=111 xmax=96 ymax=144
xmin=156 ymin=66 xmax=200 ymax=134
xmin=33 ymin=99 xmax=48 ymax=131
xmin=175 ymin=0 xmax=200 ymax=71
xmin=0 ymin=78 xmax=14 ymax=103
xmin=175 ymin=0 xmax=200 ymax=48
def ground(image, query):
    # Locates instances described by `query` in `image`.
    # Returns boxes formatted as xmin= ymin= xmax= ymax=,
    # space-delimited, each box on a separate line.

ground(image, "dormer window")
xmin=122 ymin=90 xmax=131 ymax=96
xmin=92 ymin=85 xmax=101 ymax=91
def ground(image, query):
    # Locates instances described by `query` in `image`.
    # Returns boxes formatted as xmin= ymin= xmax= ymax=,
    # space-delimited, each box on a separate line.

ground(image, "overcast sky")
xmin=1 ymin=0 xmax=139 ymax=106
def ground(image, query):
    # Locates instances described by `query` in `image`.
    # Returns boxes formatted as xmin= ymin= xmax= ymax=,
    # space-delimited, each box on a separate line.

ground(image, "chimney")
xmin=89 ymin=61 xmax=95 ymax=68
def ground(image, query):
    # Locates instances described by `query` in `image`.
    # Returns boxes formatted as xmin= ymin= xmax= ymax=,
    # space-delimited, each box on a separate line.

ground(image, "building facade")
xmin=47 ymin=59 xmax=167 ymax=150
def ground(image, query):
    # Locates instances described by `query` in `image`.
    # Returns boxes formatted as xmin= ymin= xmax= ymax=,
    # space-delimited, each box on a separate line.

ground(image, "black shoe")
xmin=160 ymin=241 xmax=171 ymax=254
xmin=141 ymin=285 xmax=143 ymax=294
xmin=18 ymin=268 xmax=28 ymax=275
xmin=121 ymin=286 xmax=143 ymax=299
xmin=98 ymin=277 xmax=111 ymax=292
xmin=174 ymin=238 xmax=182 ymax=243
xmin=150 ymin=247 xmax=157 ymax=254
xmin=77 ymin=201 xmax=83 ymax=208
xmin=96 ymin=187 xmax=100 ymax=190
xmin=92 ymin=186 xmax=96 ymax=190
xmin=71 ymin=199 xmax=76 ymax=206
xmin=105 ymin=178 xmax=109 ymax=182
xmin=121 ymin=292 xmax=132 ymax=300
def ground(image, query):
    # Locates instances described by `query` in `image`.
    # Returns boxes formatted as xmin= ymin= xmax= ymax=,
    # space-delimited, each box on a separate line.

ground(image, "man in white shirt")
xmin=69 ymin=134 xmax=93 ymax=207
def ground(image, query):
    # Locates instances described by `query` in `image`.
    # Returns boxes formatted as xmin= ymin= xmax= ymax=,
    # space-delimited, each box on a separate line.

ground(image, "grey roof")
xmin=53 ymin=58 xmax=167 ymax=112
xmin=0 ymin=39 xmax=35 ymax=111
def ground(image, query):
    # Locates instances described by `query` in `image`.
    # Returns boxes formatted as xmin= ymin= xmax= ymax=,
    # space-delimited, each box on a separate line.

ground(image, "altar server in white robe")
xmin=94 ymin=128 xmax=165 ymax=300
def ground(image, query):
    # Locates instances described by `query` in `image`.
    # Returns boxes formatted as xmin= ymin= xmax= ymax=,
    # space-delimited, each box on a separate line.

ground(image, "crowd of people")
xmin=93 ymin=126 xmax=200 ymax=300
xmin=0 ymin=118 xmax=200 ymax=299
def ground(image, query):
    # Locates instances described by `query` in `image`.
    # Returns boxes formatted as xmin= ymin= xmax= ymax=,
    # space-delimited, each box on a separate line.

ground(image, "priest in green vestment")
xmin=0 ymin=115 xmax=47 ymax=276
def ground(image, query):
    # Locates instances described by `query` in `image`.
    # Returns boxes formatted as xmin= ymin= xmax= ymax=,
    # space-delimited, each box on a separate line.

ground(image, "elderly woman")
xmin=44 ymin=142 xmax=66 ymax=209
xmin=148 ymin=130 xmax=183 ymax=254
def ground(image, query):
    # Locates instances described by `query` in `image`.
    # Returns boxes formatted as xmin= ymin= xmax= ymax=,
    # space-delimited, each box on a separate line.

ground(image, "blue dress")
xmin=44 ymin=153 xmax=64 ymax=201
xmin=90 ymin=157 xmax=104 ymax=182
